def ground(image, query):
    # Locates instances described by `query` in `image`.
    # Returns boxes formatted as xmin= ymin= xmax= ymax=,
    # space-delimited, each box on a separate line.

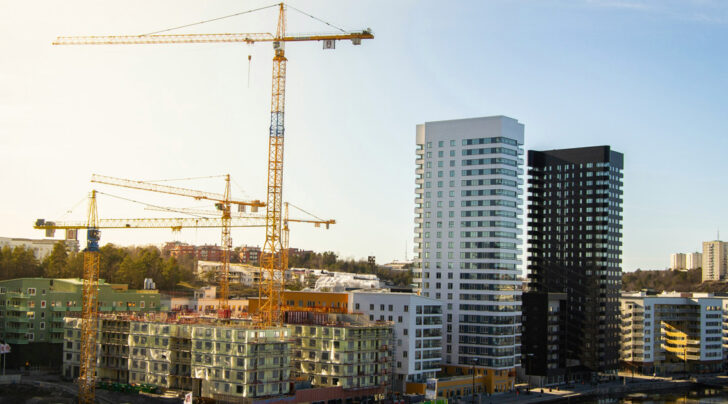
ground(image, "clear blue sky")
xmin=1 ymin=0 xmax=727 ymax=272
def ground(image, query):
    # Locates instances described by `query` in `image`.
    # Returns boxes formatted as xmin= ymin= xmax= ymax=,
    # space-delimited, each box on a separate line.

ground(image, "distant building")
xmin=0 ymin=278 xmax=160 ymax=345
xmin=312 ymin=271 xmax=380 ymax=292
xmin=163 ymin=242 xmax=223 ymax=262
xmin=670 ymin=253 xmax=686 ymax=271
xmin=686 ymin=252 xmax=702 ymax=270
xmin=0 ymin=237 xmax=79 ymax=260
xmin=350 ymin=289 xmax=443 ymax=392
xmin=381 ymin=260 xmax=414 ymax=271
xmin=196 ymin=260 xmax=294 ymax=287
xmin=702 ymin=241 xmax=728 ymax=282
xmin=620 ymin=291 xmax=725 ymax=374
xmin=169 ymin=286 xmax=248 ymax=315
xmin=238 ymin=245 xmax=261 ymax=265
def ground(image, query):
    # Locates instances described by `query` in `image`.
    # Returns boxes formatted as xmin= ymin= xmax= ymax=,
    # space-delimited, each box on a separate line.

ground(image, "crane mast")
xmin=79 ymin=191 xmax=100 ymax=404
xmin=260 ymin=3 xmax=287 ymax=327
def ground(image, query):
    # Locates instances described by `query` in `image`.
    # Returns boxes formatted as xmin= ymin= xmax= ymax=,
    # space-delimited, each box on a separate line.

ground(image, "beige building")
xmin=702 ymin=241 xmax=728 ymax=282
xmin=686 ymin=252 xmax=702 ymax=270
xmin=670 ymin=253 xmax=686 ymax=271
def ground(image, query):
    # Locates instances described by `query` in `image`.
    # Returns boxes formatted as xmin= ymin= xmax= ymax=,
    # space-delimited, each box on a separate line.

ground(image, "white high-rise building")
xmin=686 ymin=252 xmax=702 ymax=270
xmin=670 ymin=253 xmax=686 ymax=271
xmin=702 ymin=241 xmax=728 ymax=282
xmin=413 ymin=116 xmax=523 ymax=389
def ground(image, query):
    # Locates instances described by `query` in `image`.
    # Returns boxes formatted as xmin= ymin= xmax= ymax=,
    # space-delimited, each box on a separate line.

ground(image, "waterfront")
xmin=579 ymin=387 xmax=728 ymax=403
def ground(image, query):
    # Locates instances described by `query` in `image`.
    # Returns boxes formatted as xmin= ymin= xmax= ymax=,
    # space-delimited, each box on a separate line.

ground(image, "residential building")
xmin=239 ymin=245 xmax=262 ymax=266
xmin=169 ymin=286 xmax=249 ymax=315
xmin=702 ymin=241 xmax=728 ymax=282
xmin=414 ymin=116 xmax=524 ymax=391
xmin=686 ymin=252 xmax=702 ymax=270
xmin=525 ymin=146 xmax=624 ymax=380
xmin=521 ymin=292 xmax=567 ymax=386
xmin=0 ymin=237 xmax=79 ymax=260
xmin=381 ymin=260 xmax=414 ymax=271
xmin=0 ymin=278 xmax=160 ymax=345
xmin=163 ymin=242 xmax=223 ymax=262
xmin=197 ymin=261 xmax=296 ymax=287
xmin=350 ymin=290 xmax=443 ymax=392
xmin=620 ymin=291 xmax=724 ymax=374
xmin=286 ymin=311 xmax=392 ymax=399
xmin=64 ymin=315 xmax=292 ymax=401
xmin=670 ymin=253 xmax=686 ymax=271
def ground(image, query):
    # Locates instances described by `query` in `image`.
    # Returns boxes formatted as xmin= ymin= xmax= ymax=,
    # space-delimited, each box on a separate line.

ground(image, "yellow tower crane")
xmin=54 ymin=3 xmax=373 ymax=327
xmin=90 ymin=173 xmax=263 ymax=316
xmin=36 ymin=192 xmax=332 ymax=404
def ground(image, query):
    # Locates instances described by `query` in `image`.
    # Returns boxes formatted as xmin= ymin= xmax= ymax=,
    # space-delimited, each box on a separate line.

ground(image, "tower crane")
xmin=90 ymin=173 xmax=263 ymax=316
xmin=35 ymin=190 xmax=270 ymax=404
xmin=78 ymin=191 xmax=100 ymax=404
xmin=54 ymin=3 xmax=373 ymax=327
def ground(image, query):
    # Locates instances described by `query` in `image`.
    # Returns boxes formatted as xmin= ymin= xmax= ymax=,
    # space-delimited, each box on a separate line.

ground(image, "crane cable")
xmin=287 ymin=4 xmax=349 ymax=34
xmin=287 ymin=202 xmax=326 ymax=222
xmin=95 ymin=191 xmax=211 ymax=219
xmin=142 ymin=174 xmax=227 ymax=183
xmin=143 ymin=3 xmax=280 ymax=36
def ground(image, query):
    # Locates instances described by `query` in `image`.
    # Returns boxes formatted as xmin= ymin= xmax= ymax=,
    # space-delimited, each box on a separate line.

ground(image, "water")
xmin=578 ymin=387 xmax=728 ymax=404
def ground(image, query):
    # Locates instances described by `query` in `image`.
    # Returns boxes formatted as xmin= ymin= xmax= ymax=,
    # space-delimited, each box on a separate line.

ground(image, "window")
xmin=28 ymin=288 xmax=36 ymax=296
xmin=40 ymin=322 xmax=45 ymax=329
xmin=41 ymin=300 xmax=46 ymax=308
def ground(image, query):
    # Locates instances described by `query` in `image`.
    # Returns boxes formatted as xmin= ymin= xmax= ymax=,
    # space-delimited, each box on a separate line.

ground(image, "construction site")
xmin=62 ymin=311 xmax=392 ymax=403
xmin=19 ymin=2 xmax=385 ymax=403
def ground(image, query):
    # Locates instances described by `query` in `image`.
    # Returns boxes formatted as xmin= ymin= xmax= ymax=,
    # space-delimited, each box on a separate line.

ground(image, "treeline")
xmin=622 ymin=268 xmax=706 ymax=292
xmin=0 ymin=243 xmax=195 ymax=291
xmin=289 ymin=251 xmax=413 ymax=287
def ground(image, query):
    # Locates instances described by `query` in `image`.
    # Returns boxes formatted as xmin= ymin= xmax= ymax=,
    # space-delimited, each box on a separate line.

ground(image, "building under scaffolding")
xmin=63 ymin=312 xmax=393 ymax=403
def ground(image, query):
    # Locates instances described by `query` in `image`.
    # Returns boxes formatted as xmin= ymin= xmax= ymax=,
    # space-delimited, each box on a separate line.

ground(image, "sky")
xmin=1 ymin=0 xmax=727 ymax=272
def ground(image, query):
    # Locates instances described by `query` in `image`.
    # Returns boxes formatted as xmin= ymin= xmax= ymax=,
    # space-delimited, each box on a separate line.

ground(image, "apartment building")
xmin=702 ymin=241 xmax=728 ymax=282
xmin=525 ymin=146 xmax=624 ymax=380
xmin=686 ymin=252 xmax=702 ymax=270
xmin=0 ymin=237 xmax=79 ymax=260
xmin=64 ymin=315 xmax=291 ymax=402
xmin=287 ymin=311 xmax=392 ymax=399
xmin=63 ymin=311 xmax=393 ymax=403
xmin=620 ymin=292 xmax=724 ymax=374
xmin=413 ymin=116 xmax=524 ymax=392
xmin=670 ymin=253 xmax=687 ymax=271
xmin=350 ymin=290 xmax=443 ymax=392
xmin=0 ymin=278 xmax=159 ymax=345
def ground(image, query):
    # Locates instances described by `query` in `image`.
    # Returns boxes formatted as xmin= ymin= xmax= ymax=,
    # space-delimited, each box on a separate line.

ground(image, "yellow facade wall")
xmin=406 ymin=365 xmax=515 ymax=396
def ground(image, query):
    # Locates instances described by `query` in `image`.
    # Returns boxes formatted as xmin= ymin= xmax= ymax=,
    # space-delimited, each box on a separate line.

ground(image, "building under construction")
xmin=63 ymin=312 xmax=392 ymax=403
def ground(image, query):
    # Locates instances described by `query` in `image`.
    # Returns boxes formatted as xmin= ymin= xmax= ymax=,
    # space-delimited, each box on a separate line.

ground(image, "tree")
xmin=43 ymin=242 xmax=69 ymax=278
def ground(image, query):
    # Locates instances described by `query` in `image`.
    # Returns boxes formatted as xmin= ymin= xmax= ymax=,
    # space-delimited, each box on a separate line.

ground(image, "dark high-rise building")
xmin=524 ymin=146 xmax=623 ymax=381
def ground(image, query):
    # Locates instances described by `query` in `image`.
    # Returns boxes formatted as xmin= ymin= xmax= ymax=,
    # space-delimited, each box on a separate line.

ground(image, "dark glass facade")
xmin=525 ymin=146 xmax=623 ymax=378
